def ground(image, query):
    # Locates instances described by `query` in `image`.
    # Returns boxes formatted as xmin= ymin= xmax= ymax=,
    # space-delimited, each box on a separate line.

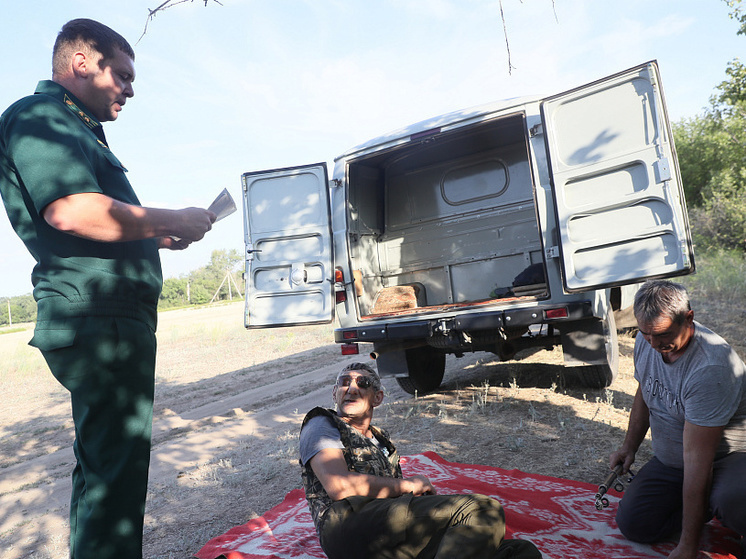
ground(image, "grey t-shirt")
xmin=634 ymin=321 xmax=746 ymax=468
xmin=299 ymin=415 xmax=345 ymax=466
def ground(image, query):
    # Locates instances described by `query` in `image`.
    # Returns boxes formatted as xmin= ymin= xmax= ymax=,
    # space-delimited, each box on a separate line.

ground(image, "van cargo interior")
xmin=345 ymin=113 xmax=548 ymax=319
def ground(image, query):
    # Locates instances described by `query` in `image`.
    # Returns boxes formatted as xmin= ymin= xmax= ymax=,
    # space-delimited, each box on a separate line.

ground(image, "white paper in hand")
xmin=208 ymin=188 xmax=237 ymax=222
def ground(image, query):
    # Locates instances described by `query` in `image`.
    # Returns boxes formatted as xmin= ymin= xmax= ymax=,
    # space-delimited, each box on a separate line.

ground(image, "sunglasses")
xmin=336 ymin=374 xmax=377 ymax=390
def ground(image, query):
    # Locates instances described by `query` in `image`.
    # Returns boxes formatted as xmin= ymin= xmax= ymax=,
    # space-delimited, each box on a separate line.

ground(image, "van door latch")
xmin=246 ymin=245 xmax=262 ymax=260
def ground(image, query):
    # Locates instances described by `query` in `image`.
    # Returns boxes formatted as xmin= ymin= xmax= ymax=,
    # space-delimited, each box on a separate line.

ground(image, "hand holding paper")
xmin=207 ymin=188 xmax=237 ymax=223
xmin=165 ymin=188 xmax=236 ymax=248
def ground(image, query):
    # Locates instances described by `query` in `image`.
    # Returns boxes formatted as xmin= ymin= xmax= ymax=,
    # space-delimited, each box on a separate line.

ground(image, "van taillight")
xmin=342 ymin=331 xmax=358 ymax=340
xmin=334 ymin=268 xmax=347 ymax=303
xmin=341 ymin=343 xmax=359 ymax=355
xmin=545 ymin=308 xmax=568 ymax=319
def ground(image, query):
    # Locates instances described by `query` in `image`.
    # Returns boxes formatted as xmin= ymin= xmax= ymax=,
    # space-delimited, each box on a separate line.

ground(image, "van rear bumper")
xmin=334 ymin=301 xmax=594 ymax=344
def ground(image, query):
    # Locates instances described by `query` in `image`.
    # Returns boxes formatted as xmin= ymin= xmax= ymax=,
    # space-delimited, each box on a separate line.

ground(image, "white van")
xmin=241 ymin=60 xmax=694 ymax=394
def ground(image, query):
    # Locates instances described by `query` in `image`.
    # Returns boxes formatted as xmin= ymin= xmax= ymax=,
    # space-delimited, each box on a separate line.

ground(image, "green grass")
xmin=0 ymin=326 xmax=28 ymax=335
xmin=681 ymin=248 xmax=746 ymax=301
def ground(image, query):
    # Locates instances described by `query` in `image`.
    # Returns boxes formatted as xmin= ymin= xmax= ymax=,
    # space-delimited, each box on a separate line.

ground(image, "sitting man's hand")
xmin=403 ymin=475 xmax=437 ymax=496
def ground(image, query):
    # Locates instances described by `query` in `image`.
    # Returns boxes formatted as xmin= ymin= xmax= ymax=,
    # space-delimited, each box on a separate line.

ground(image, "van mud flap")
xmin=558 ymin=309 xmax=619 ymax=388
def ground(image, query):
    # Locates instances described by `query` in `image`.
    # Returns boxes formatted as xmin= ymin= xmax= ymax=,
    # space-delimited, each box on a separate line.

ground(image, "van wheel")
xmin=575 ymin=309 xmax=619 ymax=388
xmin=396 ymin=347 xmax=446 ymax=395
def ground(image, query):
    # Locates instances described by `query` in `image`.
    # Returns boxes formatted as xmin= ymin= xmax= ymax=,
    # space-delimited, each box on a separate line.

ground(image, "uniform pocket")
xmin=29 ymin=326 xmax=77 ymax=351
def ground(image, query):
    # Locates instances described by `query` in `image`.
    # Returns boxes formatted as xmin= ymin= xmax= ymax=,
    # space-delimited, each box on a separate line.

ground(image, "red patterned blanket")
xmin=195 ymin=452 xmax=740 ymax=559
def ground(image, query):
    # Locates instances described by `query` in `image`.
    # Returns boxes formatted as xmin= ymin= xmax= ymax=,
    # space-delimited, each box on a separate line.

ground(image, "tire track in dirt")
xmin=1 ymin=353 xmax=382 ymax=558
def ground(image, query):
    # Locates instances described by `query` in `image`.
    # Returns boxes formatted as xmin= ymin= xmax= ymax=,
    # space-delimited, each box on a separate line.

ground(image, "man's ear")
xmin=371 ymin=390 xmax=384 ymax=408
xmin=71 ymin=51 xmax=91 ymax=78
xmin=685 ymin=309 xmax=695 ymax=324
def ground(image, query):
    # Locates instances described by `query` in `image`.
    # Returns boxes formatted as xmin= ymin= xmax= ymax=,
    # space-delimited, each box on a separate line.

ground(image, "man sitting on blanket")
xmin=299 ymin=362 xmax=542 ymax=559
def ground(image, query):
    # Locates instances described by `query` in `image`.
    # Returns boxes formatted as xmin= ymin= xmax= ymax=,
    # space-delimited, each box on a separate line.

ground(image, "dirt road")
xmin=1 ymin=302 xmax=640 ymax=558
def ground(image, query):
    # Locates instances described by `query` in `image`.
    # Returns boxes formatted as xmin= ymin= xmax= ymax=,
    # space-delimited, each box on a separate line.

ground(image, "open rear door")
xmin=542 ymin=61 xmax=694 ymax=292
xmin=242 ymin=163 xmax=333 ymax=327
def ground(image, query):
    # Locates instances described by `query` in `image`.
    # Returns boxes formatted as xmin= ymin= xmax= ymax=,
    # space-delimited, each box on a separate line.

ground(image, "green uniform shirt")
xmin=0 ymin=80 xmax=162 ymax=330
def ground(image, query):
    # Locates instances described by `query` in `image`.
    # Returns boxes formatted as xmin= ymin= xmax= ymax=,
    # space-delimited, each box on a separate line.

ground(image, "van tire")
xmin=396 ymin=347 xmax=446 ymax=395
xmin=576 ymin=364 xmax=614 ymax=388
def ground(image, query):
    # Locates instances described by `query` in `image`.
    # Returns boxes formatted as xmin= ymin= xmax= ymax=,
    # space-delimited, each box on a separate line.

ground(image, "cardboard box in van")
xmin=241 ymin=60 xmax=694 ymax=394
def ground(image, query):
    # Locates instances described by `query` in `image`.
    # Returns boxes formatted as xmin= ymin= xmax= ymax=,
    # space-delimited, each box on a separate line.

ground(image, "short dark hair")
xmin=633 ymin=280 xmax=691 ymax=325
xmin=52 ymin=19 xmax=134 ymax=76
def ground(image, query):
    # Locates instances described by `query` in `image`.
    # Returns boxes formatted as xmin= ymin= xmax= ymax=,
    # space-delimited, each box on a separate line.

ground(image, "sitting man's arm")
xmin=310 ymin=447 xmax=436 ymax=501
xmin=668 ymin=422 xmax=724 ymax=559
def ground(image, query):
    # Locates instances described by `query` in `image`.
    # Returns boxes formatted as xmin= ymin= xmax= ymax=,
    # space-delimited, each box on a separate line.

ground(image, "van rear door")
xmin=241 ymin=163 xmax=334 ymax=327
xmin=542 ymin=60 xmax=694 ymax=292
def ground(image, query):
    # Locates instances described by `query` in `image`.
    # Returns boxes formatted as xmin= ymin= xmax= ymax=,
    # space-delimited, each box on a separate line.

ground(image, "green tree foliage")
xmin=1 ymin=250 xmax=243 ymax=322
xmin=157 ymin=248 xmax=243 ymax=309
xmin=672 ymin=0 xmax=746 ymax=251
xmin=0 ymin=294 xmax=36 ymax=326
xmin=188 ymin=248 xmax=243 ymax=302
xmin=725 ymin=0 xmax=746 ymax=35
xmin=159 ymin=277 xmax=190 ymax=309
xmin=674 ymin=80 xmax=746 ymax=250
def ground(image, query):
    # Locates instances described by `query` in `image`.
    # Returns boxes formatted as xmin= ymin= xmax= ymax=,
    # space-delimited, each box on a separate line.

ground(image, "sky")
xmin=0 ymin=0 xmax=743 ymax=297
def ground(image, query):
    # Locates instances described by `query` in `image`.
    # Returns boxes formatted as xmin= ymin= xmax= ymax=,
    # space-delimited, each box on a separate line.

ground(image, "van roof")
xmin=335 ymin=94 xmax=544 ymax=162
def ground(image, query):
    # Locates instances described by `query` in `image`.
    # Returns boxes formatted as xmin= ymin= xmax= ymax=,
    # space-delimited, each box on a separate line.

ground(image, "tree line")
xmin=159 ymin=248 xmax=243 ymax=308
xmin=0 ymin=248 xmax=243 ymax=326
xmin=673 ymin=0 xmax=746 ymax=252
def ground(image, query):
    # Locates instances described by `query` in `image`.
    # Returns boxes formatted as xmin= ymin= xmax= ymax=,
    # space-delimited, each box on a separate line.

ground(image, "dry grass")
xmin=2 ymin=276 xmax=745 ymax=559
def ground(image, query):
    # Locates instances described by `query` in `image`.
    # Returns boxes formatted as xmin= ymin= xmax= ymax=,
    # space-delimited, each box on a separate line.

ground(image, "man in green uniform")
xmin=0 ymin=19 xmax=215 ymax=559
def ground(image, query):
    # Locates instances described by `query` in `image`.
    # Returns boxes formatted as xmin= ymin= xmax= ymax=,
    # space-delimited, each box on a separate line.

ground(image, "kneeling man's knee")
xmin=615 ymin=499 xmax=678 ymax=543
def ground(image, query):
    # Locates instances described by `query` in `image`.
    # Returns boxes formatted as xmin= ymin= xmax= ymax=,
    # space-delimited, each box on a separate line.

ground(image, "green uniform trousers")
xmin=319 ymin=492 xmax=542 ymax=559
xmin=37 ymin=316 xmax=156 ymax=559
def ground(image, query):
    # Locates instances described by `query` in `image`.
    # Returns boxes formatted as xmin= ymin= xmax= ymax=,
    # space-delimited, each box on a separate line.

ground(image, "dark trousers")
xmin=616 ymin=453 xmax=746 ymax=543
xmin=319 ymin=492 xmax=542 ymax=559
xmin=38 ymin=316 xmax=156 ymax=559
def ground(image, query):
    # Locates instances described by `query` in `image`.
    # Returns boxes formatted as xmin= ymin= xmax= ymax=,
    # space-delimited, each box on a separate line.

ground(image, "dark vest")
xmin=300 ymin=407 xmax=401 ymax=533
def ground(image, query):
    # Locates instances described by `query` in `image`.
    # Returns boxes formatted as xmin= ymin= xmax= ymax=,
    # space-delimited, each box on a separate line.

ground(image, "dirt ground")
xmin=0 ymin=298 xmax=741 ymax=559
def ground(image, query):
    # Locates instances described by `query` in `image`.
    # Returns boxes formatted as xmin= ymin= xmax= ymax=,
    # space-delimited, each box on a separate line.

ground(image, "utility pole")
xmin=210 ymin=269 xmax=242 ymax=304
xmin=6 ymin=298 xmax=11 ymax=326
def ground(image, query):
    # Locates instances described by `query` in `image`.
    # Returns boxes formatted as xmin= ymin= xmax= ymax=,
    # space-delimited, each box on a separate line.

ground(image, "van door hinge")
xmin=654 ymin=158 xmax=671 ymax=183
xmin=529 ymin=124 xmax=544 ymax=137
xmin=545 ymin=245 xmax=560 ymax=259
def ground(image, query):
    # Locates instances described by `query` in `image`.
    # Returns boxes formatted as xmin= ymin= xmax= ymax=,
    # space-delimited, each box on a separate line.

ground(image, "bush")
xmin=688 ymin=169 xmax=746 ymax=252
xmin=681 ymin=248 xmax=746 ymax=302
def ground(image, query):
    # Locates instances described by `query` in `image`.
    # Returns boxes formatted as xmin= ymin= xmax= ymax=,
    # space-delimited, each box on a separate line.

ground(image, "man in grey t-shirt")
xmin=609 ymin=280 xmax=746 ymax=559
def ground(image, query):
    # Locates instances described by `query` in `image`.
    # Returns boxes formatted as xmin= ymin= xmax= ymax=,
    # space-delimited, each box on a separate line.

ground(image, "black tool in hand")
xmin=595 ymin=463 xmax=634 ymax=510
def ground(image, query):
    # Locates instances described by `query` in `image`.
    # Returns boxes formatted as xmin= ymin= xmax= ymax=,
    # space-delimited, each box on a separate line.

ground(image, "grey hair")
xmin=633 ymin=280 xmax=691 ymax=325
xmin=338 ymin=362 xmax=382 ymax=391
